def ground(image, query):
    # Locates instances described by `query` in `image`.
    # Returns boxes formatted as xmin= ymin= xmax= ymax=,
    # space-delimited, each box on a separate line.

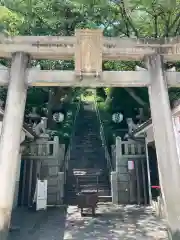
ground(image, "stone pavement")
xmin=9 ymin=204 xmax=168 ymax=240
xmin=64 ymin=203 xmax=168 ymax=240
xmin=8 ymin=207 xmax=67 ymax=240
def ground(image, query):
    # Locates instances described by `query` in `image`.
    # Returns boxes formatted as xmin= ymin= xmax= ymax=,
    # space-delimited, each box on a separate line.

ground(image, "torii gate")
xmin=0 ymin=29 xmax=180 ymax=239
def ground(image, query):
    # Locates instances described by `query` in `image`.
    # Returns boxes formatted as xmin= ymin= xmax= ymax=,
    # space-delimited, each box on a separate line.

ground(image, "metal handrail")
xmin=63 ymin=99 xmax=81 ymax=182
xmin=94 ymin=95 xmax=113 ymax=172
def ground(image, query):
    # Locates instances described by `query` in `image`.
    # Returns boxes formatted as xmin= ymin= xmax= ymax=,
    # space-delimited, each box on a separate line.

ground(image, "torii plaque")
xmin=75 ymin=29 xmax=102 ymax=78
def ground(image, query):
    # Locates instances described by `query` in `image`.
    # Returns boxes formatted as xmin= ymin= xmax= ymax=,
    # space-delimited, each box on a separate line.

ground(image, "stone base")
xmin=151 ymin=196 xmax=165 ymax=219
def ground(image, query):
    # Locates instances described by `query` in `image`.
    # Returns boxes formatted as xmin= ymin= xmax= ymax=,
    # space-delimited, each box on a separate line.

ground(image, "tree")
xmin=0 ymin=0 xmax=86 ymax=125
xmin=1 ymin=0 xmax=180 ymax=124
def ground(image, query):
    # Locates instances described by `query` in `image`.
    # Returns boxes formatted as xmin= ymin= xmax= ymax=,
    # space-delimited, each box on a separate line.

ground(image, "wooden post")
xmin=0 ymin=52 xmax=29 ymax=240
xmin=146 ymin=54 xmax=180 ymax=239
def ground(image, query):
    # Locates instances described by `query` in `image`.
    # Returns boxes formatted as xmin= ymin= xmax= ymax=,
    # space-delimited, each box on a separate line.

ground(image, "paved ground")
xmin=9 ymin=204 xmax=168 ymax=240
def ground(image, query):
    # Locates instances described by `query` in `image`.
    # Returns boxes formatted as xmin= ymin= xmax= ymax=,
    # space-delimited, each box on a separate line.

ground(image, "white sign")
xmin=36 ymin=179 xmax=48 ymax=211
xmin=128 ymin=160 xmax=134 ymax=170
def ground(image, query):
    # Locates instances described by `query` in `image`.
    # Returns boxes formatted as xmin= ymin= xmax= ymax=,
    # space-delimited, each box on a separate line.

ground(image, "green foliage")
xmin=51 ymin=102 xmax=78 ymax=147
xmin=0 ymin=0 xmax=180 ymax=146
xmin=0 ymin=6 xmax=23 ymax=35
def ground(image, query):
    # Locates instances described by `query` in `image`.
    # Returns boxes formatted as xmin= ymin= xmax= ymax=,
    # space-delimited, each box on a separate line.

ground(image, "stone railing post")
xmin=115 ymin=136 xmax=122 ymax=172
xmin=110 ymin=136 xmax=122 ymax=205
xmin=57 ymin=172 xmax=64 ymax=205
xmin=53 ymin=136 xmax=59 ymax=158
xmin=111 ymin=172 xmax=118 ymax=204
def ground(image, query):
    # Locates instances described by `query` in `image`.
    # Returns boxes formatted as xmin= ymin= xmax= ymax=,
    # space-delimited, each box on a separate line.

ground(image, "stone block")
xmin=118 ymin=173 xmax=129 ymax=182
xmin=48 ymin=166 xmax=59 ymax=176
xmin=118 ymin=191 xmax=129 ymax=204
xmin=43 ymin=159 xmax=59 ymax=166
xmin=47 ymin=194 xmax=57 ymax=205
xmin=118 ymin=181 xmax=129 ymax=192
xmin=116 ymin=166 xmax=128 ymax=174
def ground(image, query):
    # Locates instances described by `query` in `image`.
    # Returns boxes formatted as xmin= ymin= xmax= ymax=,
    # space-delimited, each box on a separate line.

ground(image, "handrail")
xmin=151 ymin=186 xmax=161 ymax=189
xmin=63 ymin=99 xmax=81 ymax=182
xmin=94 ymin=95 xmax=113 ymax=172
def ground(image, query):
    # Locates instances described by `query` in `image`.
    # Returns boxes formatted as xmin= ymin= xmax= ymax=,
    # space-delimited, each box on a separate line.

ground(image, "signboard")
xmin=75 ymin=29 xmax=102 ymax=76
xmin=36 ymin=179 xmax=47 ymax=211
xmin=128 ymin=160 xmax=134 ymax=170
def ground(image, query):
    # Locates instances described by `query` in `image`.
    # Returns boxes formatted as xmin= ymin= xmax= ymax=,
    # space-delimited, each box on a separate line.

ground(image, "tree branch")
xmin=120 ymin=0 xmax=139 ymax=37
xmin=168 ymin=13 xmax=180 ymax=35
xmin=164 ymin=11 xmax=171 ymax=37
xmin=174 ymin=19 xmax=180 ymax=35
xmin=154 ymin=15 xmax=158 ymax=38
xmin=124 ymin=88 xmax=147 ymax=106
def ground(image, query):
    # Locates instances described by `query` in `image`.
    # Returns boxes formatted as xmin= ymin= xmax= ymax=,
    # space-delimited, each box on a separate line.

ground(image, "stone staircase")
xmin=65 ymin=101 xmax=111 ymax=205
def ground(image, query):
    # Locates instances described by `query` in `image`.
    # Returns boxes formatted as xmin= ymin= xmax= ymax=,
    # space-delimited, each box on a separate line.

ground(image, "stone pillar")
xmin=57 ymin=172 xmax=64 ymax=205
xmin=114 ymin=137 xmax=122 ymax=204
xmin=115 ymin=136 xmax=122 ymax=172
xmin=12 ymin=150 xmax=22 ymax=209
xmin=111 ymin=172 xmax=118 ymax=204
xmin=0 ymin=52 xmax=29 ymax=239
xmin=146 ymin=54 xmax=180 ymax=239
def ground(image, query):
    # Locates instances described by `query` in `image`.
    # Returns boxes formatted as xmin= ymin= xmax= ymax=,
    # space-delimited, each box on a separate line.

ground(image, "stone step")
xmin=66 ymin=102 xmax=111 ymax=206
xmin=66 ymin=188 xmax=111 ymax=203
xmin=71 ymin=142 xmax=103 ymax=146
xmin=98 ymin=195 xmax=112 ymax=202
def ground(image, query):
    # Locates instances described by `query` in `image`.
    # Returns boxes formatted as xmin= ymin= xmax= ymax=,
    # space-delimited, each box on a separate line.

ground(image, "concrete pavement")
xmin=9 ymin=204 xmax=168 ymax=240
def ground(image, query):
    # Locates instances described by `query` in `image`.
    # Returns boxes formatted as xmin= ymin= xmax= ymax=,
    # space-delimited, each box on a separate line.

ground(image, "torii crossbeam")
xmin=1 ymin=30 xmax=180 ymax=61
xmin=0 ymin=68 xmax=179 ymax=87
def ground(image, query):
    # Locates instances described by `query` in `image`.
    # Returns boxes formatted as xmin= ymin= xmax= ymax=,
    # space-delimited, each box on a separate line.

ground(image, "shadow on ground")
xmin=8 ymin=206 xmax=67 ymax=240
xmin=8 ymin=204 xmax=168 ymax=240
xmin=64 ymin=203 xmax=168 ymax=239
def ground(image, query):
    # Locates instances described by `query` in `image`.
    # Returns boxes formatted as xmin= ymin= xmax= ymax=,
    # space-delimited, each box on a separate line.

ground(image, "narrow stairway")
xmin=65 ymin=101 xmax=111 ymax=205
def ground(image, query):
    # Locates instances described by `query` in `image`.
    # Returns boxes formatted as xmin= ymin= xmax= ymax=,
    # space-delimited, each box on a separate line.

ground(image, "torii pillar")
xmin=0 ymin=52 xmax=29 ymax=239
xmin=147 ymin=54 xmax=180 ymax=239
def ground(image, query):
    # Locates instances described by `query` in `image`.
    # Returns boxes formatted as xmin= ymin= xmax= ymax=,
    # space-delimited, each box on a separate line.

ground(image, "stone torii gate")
xmin=0 ymin=29 xmax=180 ymax=239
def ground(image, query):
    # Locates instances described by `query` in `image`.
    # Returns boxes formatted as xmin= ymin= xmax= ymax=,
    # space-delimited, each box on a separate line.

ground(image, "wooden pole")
xmin=146 ymin=54 xmax=180 ymax=239
xmin=0 ymin=52 xmax=29 ymax=240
